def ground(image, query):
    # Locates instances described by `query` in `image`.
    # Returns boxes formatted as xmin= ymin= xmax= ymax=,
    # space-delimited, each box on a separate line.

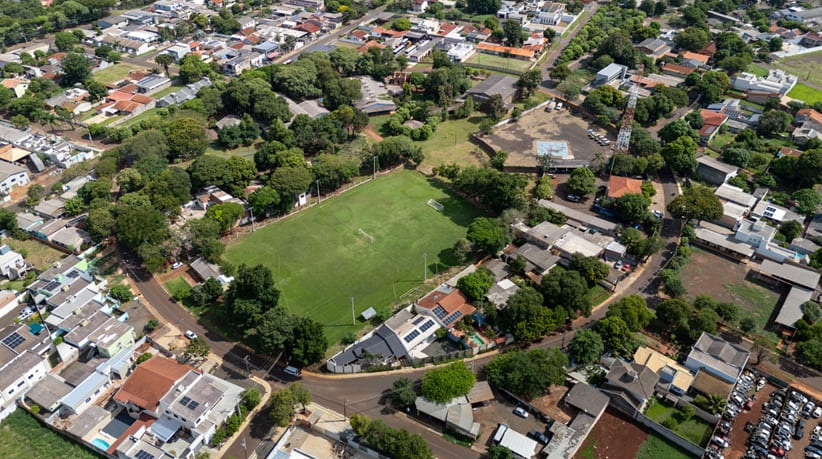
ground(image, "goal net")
xmin=427 ymin=199 xmax=444 ymax=211
xmin=358 ymin=228 xmax=375 ymax=243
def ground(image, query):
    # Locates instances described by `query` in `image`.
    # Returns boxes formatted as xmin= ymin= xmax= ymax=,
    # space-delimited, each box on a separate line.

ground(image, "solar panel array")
xmin=403 ymin=330 xmax=421 ymax=343
xmin=179 ymin=396 xmax=191 ymax=406
xmin=412 ymin=316 xmax=426 ymax=326
xmin=135 ymin=450 xmax=155 ymax=459
xmin=2 ymin=332 xmax=25 ymax=350
xmin=187 ymin=400 xmax=199 ymax=410
xmin=66 ymin=270 xmax=80 ymax=279
xmin=419 ymin=320 xmax=435 ymax=333
xmin=443 ymin=311 xmax=462 ymax=326
xmin=43 ymin=280 xmax=61 ymax=292
xmin=432 ymin=305 xmax=447 ymax=319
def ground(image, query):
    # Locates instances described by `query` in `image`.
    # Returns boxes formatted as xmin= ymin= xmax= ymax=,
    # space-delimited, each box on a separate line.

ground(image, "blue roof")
xmin=150 ymin=416 xmax=181 ymax=442
xmin=61 ymin=371 xmax=109 ymax=410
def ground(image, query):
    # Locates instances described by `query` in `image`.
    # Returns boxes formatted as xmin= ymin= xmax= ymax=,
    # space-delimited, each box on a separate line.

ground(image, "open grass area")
xmin=645 ymin=398 xmax=712 ymax=446
xmin=788 ymin=82 xmax=822 ymax=105
xmin=773 ymin=50 xmax=822 ymax=87
xmin=205 ymin=142 xmax=258 ymax=159
xmin=224 ymin=170 xmax=483 ymax=344
xmin=723 ymin=281 xmax=780 ymax=330
xmin=747 ymin=63 xmax=769 ymax=77
xmin=92 ymin=62 xmax=147 ymax=84
xmin=0 ymin=410 xmax=100 ymax=459
xmin=150 ymin=83 xmax=184 ymax=99
xmin=121 ymin=107 xmax=163 ymax=128
xmin=5 ymin=238 xmax=64 ymax=271
xmin=636 ymin=433 xmax=693 ymax=459
xmin=164 ymin=276 xmax=191 ymax=302
xmin=417 ymin=115 xmax=485 ymax=170
xmin=710 ymin=132 xmax=735 ymax=150
xmin=465 ymin=53 xmax=533 ymax=74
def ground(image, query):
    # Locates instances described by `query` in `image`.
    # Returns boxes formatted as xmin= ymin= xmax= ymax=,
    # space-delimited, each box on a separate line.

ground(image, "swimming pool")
xmin=91 ymin=438 xmax=110 ymax=450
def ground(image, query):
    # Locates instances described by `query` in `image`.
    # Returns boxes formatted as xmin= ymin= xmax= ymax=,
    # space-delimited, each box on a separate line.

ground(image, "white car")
xmin=513 ymin=407 xmax=529 ymax=418
xmin=171 ymin=261 xmax=184 ymax=270
xmin=814 ymin=406 xmax=822 ymax=418
xmin=18 ymin=307 xmax=34 ymax=321
xmin=184 ymin=330 xmax=198 ymax=340
xmin=555 ymin=102 xmax=563 ymax=110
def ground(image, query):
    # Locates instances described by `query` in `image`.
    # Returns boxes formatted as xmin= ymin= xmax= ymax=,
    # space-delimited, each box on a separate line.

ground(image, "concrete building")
xmin=0 ymin=245 xmax=26 ymax=279
xmin=594 ymin=63 xmax=627 ymax=86
xmin=696 ymin=156 xmax=738 ymax=185
xmin=684 ymin=332 xmax=750 ymax=383
xmin=466 ymin=74 xmax=519 ymax=104
xmin=732 ymin=69 xmax=798 ymax=96
xmin=0 ymin=161 xmax=29 ymax=195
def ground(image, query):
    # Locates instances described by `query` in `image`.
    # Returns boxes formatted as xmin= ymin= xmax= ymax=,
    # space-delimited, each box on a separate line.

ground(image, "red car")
xmin=769 ymin=446 xmax=786 ymax=457
xmin=745 ymin=400 xmax=755 ymax=410
xmin=621 ymin=263 xmax=632 ymax=272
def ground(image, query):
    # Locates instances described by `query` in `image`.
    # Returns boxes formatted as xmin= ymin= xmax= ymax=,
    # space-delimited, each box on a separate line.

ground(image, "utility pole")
xmin=423 ymin=253 xmax=427 ymax=281
xmin=351 ymin=297 xmax=355 ymax=325
xmin=344 ymin=399 xmax=348 ymax=417
xmin=243 ymin=355 xmax=251 ymax=377
xmin=316 ymin=181 xmax=321 ymax=204
xmin=241 ymin=436 xmax=248 ymax=459
xmin=373 ymin=156 xmax=376 ymax=179
xmin=248 ymin=204 xmax=255 ymax=232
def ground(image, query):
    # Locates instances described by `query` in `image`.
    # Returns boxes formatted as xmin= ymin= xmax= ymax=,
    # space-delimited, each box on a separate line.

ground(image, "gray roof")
xmin=698 ymin=155 xmax=738 ymax=175
xmin=466 ymin=381 xmax=494 ymax=404
xmin=526 ymin=221 xmax=567 ymax=247
xmin=190 ymin=257 xmax=222 ymax=281
xmin=715 ymin=183 xmax=757 ymax=208
xmin=758 ymin=259 xmax=821 ymax=289
xmin=515 ymin=242 xmax=560 ymax=272
xmin=27 ymin=374 xmax=72 ymax=411
xmin=0 ymin=350 xmax=45 ymax=391
xmin=564 ymin=382 xmax=609 ymax=417
xmin=0 ymin=160 xmax=27 ymax=182
xmin=34 ymin=198 xmax=65 ymax=218
xmin=467 ymin=74 xmax=518 ymax=99
xmin=789 ymin=238 xmax=820 ymax=255
xmin=775 ymin=286 xmax=814 ymax=328
xmin=604 ymin=360 xmax=659 ymax=409
xmin=537 ymin=199 xmax=618 ymax=233
xmin=687 ymin=332 xmax=750 ymax=381
xmin=695 ymin=225 xmax=754 ymax=257
xmin=67 ymin=405 xmax=109 ymax=437
xmin=163 ymin=370 xmax=225 ymax=422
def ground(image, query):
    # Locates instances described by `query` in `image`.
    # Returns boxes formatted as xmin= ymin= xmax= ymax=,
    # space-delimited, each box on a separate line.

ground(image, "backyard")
xmin=92 ymin=63 xmax=147 ymax=85
xmin=788 ymin=82 xmax=822 ymax=105
xmin=465 ymin=53 xmax=534 ymax=73
xmin=773 ymin=50 xmax=822 ymax=87
xmin=5 ymin=238 xmax=64 ymax=271
xmin=746 ymin=63 xmax=769 ymax=77
xmin=636 ymin=433 xmax=693 ymax=459
xmin=0 ymin=410 xmax=100 ymax=459
xmin=645 ymin=398 xmax=713 ymax=446
xmin=223 ymin=169 xmax=483 ymax=344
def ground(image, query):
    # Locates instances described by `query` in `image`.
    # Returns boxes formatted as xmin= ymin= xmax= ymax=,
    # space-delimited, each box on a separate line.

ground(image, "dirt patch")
xmin=362 ymin=125 xmax=384 ymax=142
xmin=574 ymin=409 xmax=647 ymax=459
xmin=531 ymin=385 xmax=573 ymax=424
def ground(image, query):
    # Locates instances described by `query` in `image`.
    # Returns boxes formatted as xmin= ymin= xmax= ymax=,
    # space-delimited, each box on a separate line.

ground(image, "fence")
xmin=463 ymin=61 xmax=525 ymax=76
xmin=633 ymin=412 xmax=705 ymax=457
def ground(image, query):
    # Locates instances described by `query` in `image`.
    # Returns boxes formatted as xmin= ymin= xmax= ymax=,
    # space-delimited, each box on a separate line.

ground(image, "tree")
xmin=660 ymin=136 xmax=698 ymax=174
xmin=721 ymin=146 xmax=751 ymax=168
xmin=566 ymin=167 xmax=596 ymax=197
xmin=108 ymin=284 xmax=132 ymax=303
xmin=248 ymin=186 xmax=280 ymax=217
xmin=667 ymin=185 xmax=723 ymax=223
xmin=757 ymin=110 xmax=793 ymax=136
xmin=568 ymin=329 xmax=604 ymax=365
xmin=694 ymin=393 xmax=727 ymax=415
xmin=549 ymin=64 xmax=571 ymax=82
xmin=568 ymin=253 xmax=609 ymax=286
xmin=739 ymin=316 xmax=757 ymax=334
xmin=659 ymin=120 xmax=698 ymax=144
xmin=689 ymin=308 xmax=719 ymax=339
xmin=674 ymin=27 xmax=711 ymax=51
xmin=779 ymin=220 xmax=802 ymax=243
xmin=25 ymin=184 xmax=45 ymax=208
xmin=60 ymin=53 xmax=91 ymax=86
xmin=184 ymin=336 xmax=210 ymax=359
xmin=165 ymin=117 xmax=207 ymax=160
xmin=502 ymin=287 xmax=558 ymax=341
xmin=391 ymin=378 xmax=417 ymax=409
xmin=115 ymin=205 xmax=167 ymax=249
xmin=656 ymin=298 xmax=692 ymax=329
xmin=289 ymin=382 xmax=312 ymax=411
xmin=518 ymin=69 xmax=541 ymax=98
xmin=155 ymin=53 xmax=174 ymax=77
xmin=714 ymin=302 xmax=739 ymax=324
xmin=541 ymin=269 xmax=591 ymax=316
xmin=557 ymin=81 xmax=581 ymax=100
xmin=485 ymin=348 xmax=568 ymax=399
xmin=595 ymin=316 xmax=632 ymax=354
xmin=802 ymin=301 xmax=822 ymax=324
xmin=269 ymin=389 xmax=296 ymax=427
xmin=55 ymin=31 xmax=80 ymax=51
xmin=796 ymin=338 xmax=822 ymax=370
xmin=607 ymin=295 xmax=653 ymax=331
xmin=488 ymin=445 xmax=513 ymax=459
xmin=615 ymin=193 xmax=650 ymax=225
xmin=456 ymin=268 xmax=495 ymax=301
xmin=178 ymin=54 xmax=211 ymax=84
xmin=467 ymin=217 xmax=507 ymax=254
xmin=466 ymin=0 xmax=502 ymax=14
xmin=792 ymin=188 xmax=821 ymax=216
xmin=503 ymin=19 xmax=524 ymax=47
xmin=482 ymin=94 xmax=507 ymax=120
xmin=453 ymin=238 xmax=472 ymax=263
xmin=372 ymin=135 xmax=424 ymax=167
xmin=685 ymin=111 xmax=704 ymax=129
xmin=420 ymin=362 xmax=475 ymax=403
xmin=795 ymin=149 xmax=822 ymax=188
xmin=289 ymin=317 xmax=327 ymax=366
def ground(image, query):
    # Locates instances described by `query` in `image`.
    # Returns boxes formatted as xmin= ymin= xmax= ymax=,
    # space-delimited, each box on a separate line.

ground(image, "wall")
xmin=634 ymin=412 xmax=705 ymax=457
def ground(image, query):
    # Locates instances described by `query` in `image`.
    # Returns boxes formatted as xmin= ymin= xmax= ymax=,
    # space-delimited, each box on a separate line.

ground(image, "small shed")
xmin=361 ymin=307 xmax=377 ymax=321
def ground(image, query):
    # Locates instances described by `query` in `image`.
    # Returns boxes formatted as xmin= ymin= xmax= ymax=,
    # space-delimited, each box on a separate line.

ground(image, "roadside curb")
xmin=302 ymin=349 xmax=501 ymax=379
xmin=217 ymin=362 xmax=273 ymax=458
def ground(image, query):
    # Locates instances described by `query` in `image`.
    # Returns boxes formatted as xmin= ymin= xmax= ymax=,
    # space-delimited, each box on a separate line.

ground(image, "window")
xmin=16 ymin=381 xmax=24 ymax=387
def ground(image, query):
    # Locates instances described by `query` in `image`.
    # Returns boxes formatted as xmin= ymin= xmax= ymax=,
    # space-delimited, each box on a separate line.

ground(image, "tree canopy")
xmin=420 ymin=362 xmax=476 ymax=404
xmin=485 ymin=348 xmax=568 ymax=399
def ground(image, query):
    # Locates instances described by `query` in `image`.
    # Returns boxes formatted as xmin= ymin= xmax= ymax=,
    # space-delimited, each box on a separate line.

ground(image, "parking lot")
xmin=473 ymin=399 xmax=549 ymax=450
xmin=720 ymin=369 xmax=822 ymax=459
xmin=481 ymin=108 xmax=614 ymax=169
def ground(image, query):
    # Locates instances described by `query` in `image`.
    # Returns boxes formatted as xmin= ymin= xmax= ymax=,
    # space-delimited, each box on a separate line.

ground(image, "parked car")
xmin=184 ymin=330 xmax=198 ymax=340
xmin=514 ymin=407 xmax=529 ymax=418
xmin=284 ymin=366 xmax=301 ymax=377
xmin=528 ymin=430 xmax=549 ymax=444
xmin=814 ymin=406 xmax=822 ymax=418
xmin=171 ymin=261 xmax=184 ymax=270
xmin=712 ymin=436 xmax=729 ymax=448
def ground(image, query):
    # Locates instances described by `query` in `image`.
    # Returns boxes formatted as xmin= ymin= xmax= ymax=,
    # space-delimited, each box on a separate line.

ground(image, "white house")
xmin=0 ymin=79 xmax=29 ymax=98
xmin=732 ymin=69 xmax=798 ymax=96
xmin=684 ymin=332 xmax=750 ymax=383
xmin=0 ymin=161 xmax=29 ymax=195
xmin=447 ymin=43 xmax=476 ymax=63
xmin=0 ymin=245 xmax=26 ymax=279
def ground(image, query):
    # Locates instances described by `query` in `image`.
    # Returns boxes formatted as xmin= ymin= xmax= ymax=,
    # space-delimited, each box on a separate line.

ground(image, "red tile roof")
xmin=779 ymin=146 xmax=803 ymax=157
xmin=417 ymin=288 xmax=477 ymax=325
xmin=608 ymin=176 xmax=643 ymax=198
xmin=297 ymin=22 xmax=321 ymax=34
xmin=108 ymin=90 xmax=134 ymax=101
xmin=798 ymin=108 xmax=822 ymax=125
xmin=662 ymin=63 xmax=695 ymax=76
xmin=682 ymin=51 xmax=710 ymax=64
xmin=700 ymin=109 xmax=728 ymax=126
xmin=477 ymin=42 xmax=534 ymax=58
xmin=357 ymin=40 xmax=386 ymax=54
xmin=113 ymin=356 xmax=194 ymax=411
xmin=437 ymin=23 xmax=458 ymax=36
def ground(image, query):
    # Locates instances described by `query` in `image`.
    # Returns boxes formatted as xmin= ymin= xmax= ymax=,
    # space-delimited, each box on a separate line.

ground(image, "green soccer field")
xmin=224 ymin=170 xmax=483 ymax=344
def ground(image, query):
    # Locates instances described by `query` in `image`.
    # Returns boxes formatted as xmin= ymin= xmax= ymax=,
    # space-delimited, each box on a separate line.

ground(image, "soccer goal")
xmin=427 ymin=199 xmax=444 ymax=211
xmin=358 ymin=228 xmax=375 ymax=243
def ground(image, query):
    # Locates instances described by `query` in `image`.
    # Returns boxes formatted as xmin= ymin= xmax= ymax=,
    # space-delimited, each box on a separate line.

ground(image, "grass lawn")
xmin=722 ymin=281 xmax=780 ymax=331
xmin=747 ymin=63 xmax=769 ymax=77
xmin=224 ymin=170 xmax=483 ymax=344
xmin=788 ymin=82 xmax=822 ymax=105
xmin=92 ymin=62 xmax=147 ymax=84
xmin=5 ymin=238 xmax=64 ymax=271
xmin=577 ymin=439 xmax=597 ymax=459
xmin=151 ymin=83 xmax=184 ymax=99
xmin=0 ymin=410 xmax=100 ymax=459
xmin=637 ymin=433 xmax=692 ymax=459
xmin=774 ymin=50 xmax=822 ymax=87
xmin=710 ymin=132 xmax=735 ymax=150
xmin=121 ymin=107 xmax=163 ymax=128
xmin=205 ymin=142 xmax=258 ymax=159
xmin=164 ymin=276 xmax=191 ymax=302
xmin=645 ymin=398 xmax=712 ymax=446
xmin=465 ymin=53 xmax=533 ymax=74
xmin=417 ymin=115 xmax=485 ymax=170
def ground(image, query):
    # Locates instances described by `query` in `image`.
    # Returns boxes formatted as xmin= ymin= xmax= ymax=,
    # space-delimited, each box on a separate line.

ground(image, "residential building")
xmin=409 ymin=0 xmax=428 ymax=13
xmin=636 ymin=38 xmax=671 ymax=59
xmin=59 ymin=306 xmax=135 ymax=358
xmin=493 ymin=424 xmax=539 ymax=459
xmin=594 ymin=63 xmax=627 ymax=86
xmin=414 ymin=395 xmax=480 ymax=438
xmin=693 ymin=222 xmax=755 ymax=260
xmin=796 ymin=108 xmax=822 ymax=131
xmin=715 ymin=183 xmax=757 ymax=209
xmin=750 ymin=199 xmax=804 ymax=225
xmin=447 ymin=43 xmax=476 ymax=63
xmin=544 ymin=382 xmax=610 ymax=458
xmin=538 ymin=199 xmax=619 ymax=234
xmin=355 ymin=76 xmax=398 ymax=115
xmin=698 ymin=109 xmax=729 ymax=144
xmin=1 ymin=79 xmax=29 ymax=98
xmin=416 ymin=286 xmax=476 ymax=328
xmin=135 ymin=74 xmax=172 ymax=94
xmin=0 ymin=325 xmax=52 ymax=407
xmin=0 ymin=245 xmax=26 ymax=279
xmin=284 ymin=0 xmax=324 ymax=10
xmin=222 ymin=52 xmax=264 ymax=76
xmin=514 ymin=242 xmax=560 ymax=275
xmin=600 ymin=358 xmax=659 ymax=416
xmin=486 ymin=279 xmax=519 ymax=308
xmin=33 ymin=198 xmax=66 ymax=219
xmin=684 ymin=332 xmax=750 ymax=383
xmin=774 ymin=285 xmax=814 ymax=330
xmin=156 ymin=77 xmax=211 ymax=108
xmin=732 ymin=69 xmax=798 ymax=96
xmin=189 ymin=257 xmax=234 ymax=285
xmin=754 ymin=258 xmax=821 ymax=291
xmin=466 ymin=74 xmax=519 ymax=104
xmin=476 ymin=42 xmax=534 ymax=60
xmin=607 ymin=176 xmax=642 ymax=199
xmin=0 ymin=161 xmax=29 ymax=195
xmin=633 ymin=346 xmax=694 ymax=395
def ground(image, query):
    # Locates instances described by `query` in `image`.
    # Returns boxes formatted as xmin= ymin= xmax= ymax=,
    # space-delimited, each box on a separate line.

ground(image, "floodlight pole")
xmin=316 ymin=181 xmax=320 ymax=204
xmin=372 ymin=156 xmax=376 ymax=179
xmin=351 ymin=297 xmax=355 ymax=325
xmin=423 ymin=253 xmax=427 ymax=281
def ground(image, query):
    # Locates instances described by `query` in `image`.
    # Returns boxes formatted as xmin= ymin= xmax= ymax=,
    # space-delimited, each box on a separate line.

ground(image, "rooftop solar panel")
xmin=432 ymin=305 xmax=447 ymax=319
xmin=443 ymin=311 xmax=462 ymax=326
xmin=2 ymin=332 xmax=25 ymax=350
xmin=419 ymin=320 xmax=435 ymax=332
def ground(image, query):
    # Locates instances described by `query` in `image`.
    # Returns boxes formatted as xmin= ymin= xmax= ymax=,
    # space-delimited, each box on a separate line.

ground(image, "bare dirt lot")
xmin=482 ymin=109 xmax=614 ymax=169
xmin=573 ymin=409 xmax=647 ymax=459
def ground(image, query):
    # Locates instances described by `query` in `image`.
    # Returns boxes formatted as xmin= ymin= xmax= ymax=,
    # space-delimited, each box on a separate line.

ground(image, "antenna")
xmin=615 ymin=85 xmax=639 ymax=153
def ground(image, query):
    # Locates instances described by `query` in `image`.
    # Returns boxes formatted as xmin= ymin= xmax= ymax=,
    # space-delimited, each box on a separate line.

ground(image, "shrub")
xmin=136 ymin=352 xmax=153 ymax=365
xmin=662 ymin=417 xmax=679 ymax=429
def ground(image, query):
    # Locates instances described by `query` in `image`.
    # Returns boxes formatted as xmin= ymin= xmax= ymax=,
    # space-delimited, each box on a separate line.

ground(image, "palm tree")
xmin=155 ymin=53 xmax=174 ymax=78
xmin=43 ymin=113 xmax=59 ymax=133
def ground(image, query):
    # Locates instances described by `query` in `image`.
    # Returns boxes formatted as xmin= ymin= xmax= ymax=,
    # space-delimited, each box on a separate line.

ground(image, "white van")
xmin=284 ymin=366 xmax=301 ymax=377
